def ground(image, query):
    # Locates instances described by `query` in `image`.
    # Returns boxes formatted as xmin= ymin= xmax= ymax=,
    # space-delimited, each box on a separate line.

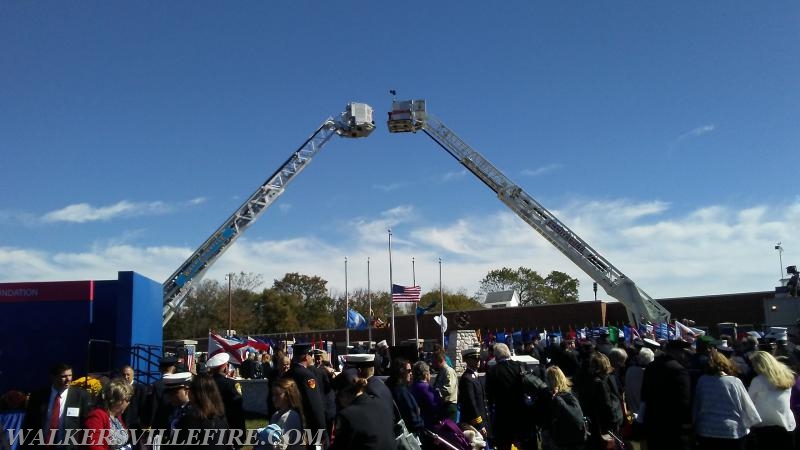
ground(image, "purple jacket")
xmin=409 ymin=380 xmax=442 ymax=428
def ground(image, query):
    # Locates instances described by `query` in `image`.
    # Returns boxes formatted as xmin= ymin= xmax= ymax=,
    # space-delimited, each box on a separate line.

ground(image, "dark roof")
xmin=484 ymin=290 xmax=517 ymax=304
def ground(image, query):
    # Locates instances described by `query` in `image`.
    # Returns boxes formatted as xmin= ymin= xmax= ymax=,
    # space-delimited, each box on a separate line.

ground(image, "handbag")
xmin=601 ymin=431 xmax=626 ymax=450
xmin=393 ymin=401 xmax=423 ymax=450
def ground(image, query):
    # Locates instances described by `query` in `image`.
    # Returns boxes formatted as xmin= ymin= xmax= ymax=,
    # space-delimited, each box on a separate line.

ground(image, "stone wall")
xmin=447 ymin=329 xmax=480 ymax=376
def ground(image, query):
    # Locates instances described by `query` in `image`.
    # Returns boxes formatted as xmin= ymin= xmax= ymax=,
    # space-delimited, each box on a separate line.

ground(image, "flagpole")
xmin=345 ymin=256 xmax=349 ymax=354
xmin=414 ymin=256 xmax=419 ymax=348
xmin=439 ymin=257 xmax=445 ymax=347
xmin=367 ymin=256 xmax=372 ymax=345
xmin=389 ymin=229 xmax=395 ymax=346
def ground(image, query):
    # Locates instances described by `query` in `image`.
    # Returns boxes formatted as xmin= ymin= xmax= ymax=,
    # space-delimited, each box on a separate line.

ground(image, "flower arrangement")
xmin=71 ymin=376 xmax=103 ymax=398
xmin=0 ymin=390 xmax=27 ymax=411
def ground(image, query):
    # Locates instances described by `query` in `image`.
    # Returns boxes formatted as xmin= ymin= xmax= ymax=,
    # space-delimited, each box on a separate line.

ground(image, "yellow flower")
xmin=71 ymin=376 xmax=103 ymax=397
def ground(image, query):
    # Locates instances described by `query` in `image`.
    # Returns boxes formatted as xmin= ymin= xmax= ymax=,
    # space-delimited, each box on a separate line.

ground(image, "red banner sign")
xmin=0 ymin=280 xmax=94 ymax=302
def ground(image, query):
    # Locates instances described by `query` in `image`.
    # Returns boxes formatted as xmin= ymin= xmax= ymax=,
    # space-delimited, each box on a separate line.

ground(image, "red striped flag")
xmin=392 ymin=284 xmax=421 ymax=302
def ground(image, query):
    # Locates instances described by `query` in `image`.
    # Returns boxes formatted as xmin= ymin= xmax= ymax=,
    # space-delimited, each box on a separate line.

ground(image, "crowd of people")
xmin=9 ymin=325 xmax=800 ymax=450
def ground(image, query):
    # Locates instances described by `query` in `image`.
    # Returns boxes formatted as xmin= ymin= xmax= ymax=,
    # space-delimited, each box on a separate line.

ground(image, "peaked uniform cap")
xmin=206 ymin=352 xmax=230 ymax=369
xmin=163 ymin=372 xmax=192 ymax=390
xmin=159 ymin=356 xmax=179 ymax=368
xmin=642 ymin=338 xmax=661 ymax=350
xmin=462 ymin=347 xmax=481 ymax=359
xmin=344 ymin=354 xmax=375 ymax=367
xmin=767 ymin=327 xmax=788 ymax=341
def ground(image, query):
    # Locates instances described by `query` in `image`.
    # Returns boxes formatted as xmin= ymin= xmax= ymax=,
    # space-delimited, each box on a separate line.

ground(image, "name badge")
xmin=66 ymin=407 xmax=80 ymax=417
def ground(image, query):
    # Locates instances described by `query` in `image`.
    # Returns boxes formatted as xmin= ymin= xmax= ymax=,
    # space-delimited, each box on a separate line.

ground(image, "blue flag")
xmin=346 ymin=309 xmax=367 ymax=330
xmin=416 ymin=301 xmax=438 ymax=318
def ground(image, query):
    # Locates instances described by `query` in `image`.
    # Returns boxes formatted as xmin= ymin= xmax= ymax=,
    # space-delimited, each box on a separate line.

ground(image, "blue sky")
xmin=2 ymin=2 xmax=799 ymax=305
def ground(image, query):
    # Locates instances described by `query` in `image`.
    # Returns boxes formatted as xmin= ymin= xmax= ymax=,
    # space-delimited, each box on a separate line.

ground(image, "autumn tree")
xmin=163 ymin=272 xmax=265 ymax=339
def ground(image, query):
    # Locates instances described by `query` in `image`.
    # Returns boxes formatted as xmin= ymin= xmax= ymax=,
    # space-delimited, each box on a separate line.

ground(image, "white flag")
xmin=434 ymin=314 xmax=448 ymax=333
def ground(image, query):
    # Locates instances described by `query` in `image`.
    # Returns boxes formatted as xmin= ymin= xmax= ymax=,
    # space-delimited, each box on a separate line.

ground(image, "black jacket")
xmin=329 ymin=393 xmax=395 ymax=450
xmin=285 ymin=363 xmax=328 ymax=445
xmin=458 ymin=367 xmax=488 ymax=429
xmin=212 ymin=373 xmax=245 ymax=434
xmin=485 ymin=359 xmax=529 ymax=439
xmin=21 ymin=386 xmax=91 ymax=450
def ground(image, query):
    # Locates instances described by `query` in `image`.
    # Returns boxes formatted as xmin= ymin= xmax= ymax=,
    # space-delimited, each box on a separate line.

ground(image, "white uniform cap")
xmin=163 ymin=372 xmax=192 ymax=389
xmin=206 ymin=352 xmax=231 ymax=369
xmin=377 ymin=340 xmax=389 ymax=349
xmin=344 ymin=354 xmax=375 ymax=367
xmin=642 ymin=338 xmax=661 ymax=349
xmin=767 ymin=327 xmax=788 ymax=341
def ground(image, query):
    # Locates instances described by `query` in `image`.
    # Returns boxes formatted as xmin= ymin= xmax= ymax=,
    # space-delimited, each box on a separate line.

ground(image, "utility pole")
xmin=227 ymin=272 xmax=234 ymax=336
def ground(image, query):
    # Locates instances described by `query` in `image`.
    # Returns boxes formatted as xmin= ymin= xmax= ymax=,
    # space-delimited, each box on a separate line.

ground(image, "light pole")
xmin=345 ymin=257 xmax=349 ymax=354
xmin=776 ymin=243 xmax=784 ymax=280
xmin=226 ymin=272 xmax=234 ymax=336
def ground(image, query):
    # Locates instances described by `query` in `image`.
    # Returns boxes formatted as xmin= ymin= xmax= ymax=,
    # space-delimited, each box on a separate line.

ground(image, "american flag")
xmin=392 ymin=284 xmax=421 ymax=302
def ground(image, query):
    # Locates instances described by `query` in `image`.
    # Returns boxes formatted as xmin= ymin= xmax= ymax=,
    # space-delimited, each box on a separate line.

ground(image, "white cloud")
xmin=40 ymin=199 xmax=204 ymax=223
xmin=678 ymin=124 xmax=716 ymax=141
xmin=521 ymin=164 xmax=561 ymax=177
xmin=670 ymin=124 xmax=716 ymax=151
xmin=372 ymin=183 xmax=404 ymax=192
xmin=2 ymin=199 xmax=797 ymax=312
xmin=441 ymin=170 xmax=467 ymax=182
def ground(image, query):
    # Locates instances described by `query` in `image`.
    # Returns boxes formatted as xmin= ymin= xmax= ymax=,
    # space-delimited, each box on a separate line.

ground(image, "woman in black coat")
xmin=385 ymin=358 xmax=425 ymax=435
xmin=329 ymin=370 xmax=395 ymax=450
xmin=163 ymin=374 xmax=230 ymax=450
xmin=583 ymin=352 xmax=623 ymax=450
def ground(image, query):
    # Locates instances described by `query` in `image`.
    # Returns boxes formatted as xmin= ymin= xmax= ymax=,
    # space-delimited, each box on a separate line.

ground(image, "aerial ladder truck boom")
xmin=162 ymin=102 xmax=375 ymax=326
xmin=387 ymin=99 xmax=670 ymax=326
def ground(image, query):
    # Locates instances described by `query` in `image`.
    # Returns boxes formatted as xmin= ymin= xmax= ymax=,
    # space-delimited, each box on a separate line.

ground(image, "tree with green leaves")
xmin=477 ymin=266 xmax=579 ymax=305
xmin=419 ymin=288 xmax=483 ymax=312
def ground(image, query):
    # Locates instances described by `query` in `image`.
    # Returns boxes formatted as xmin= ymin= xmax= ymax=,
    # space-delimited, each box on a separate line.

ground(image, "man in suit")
xmin=119 ymin=365 xmax=148 ymax=431
xmin=486 ymin=343 xmax=536 ymax=450
xmin=21 ymin=362 xmax=91 ymax=450
xmin=640 ymin=339 xmax=693 ymax=450
xmin=206 ymin=353 xmax=246 ymax=441
xmin=458 ymin=347 xmax=488 ymax=438
xmin=285 ymin=343 xmax=329 ymax=448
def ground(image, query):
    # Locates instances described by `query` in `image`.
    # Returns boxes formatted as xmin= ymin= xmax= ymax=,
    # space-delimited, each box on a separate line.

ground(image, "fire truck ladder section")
xmin=162 ymin=102 xmax=375 ymax=326
xmin=387 ymin=98 xmax=669 ymax=326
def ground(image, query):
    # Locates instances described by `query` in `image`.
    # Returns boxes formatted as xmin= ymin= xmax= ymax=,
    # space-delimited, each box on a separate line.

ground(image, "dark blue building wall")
xmin=0 ymin=272 xmax=162 ymax=393
xmin=89 ymin=272 xmax=162 ymax=378
xmin=0 ymin=285 xmax=92 ymax=392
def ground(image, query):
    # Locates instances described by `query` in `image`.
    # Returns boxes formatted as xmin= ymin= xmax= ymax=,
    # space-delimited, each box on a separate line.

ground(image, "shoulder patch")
xmin=307 ymin=378 xmax=316 ymax=389
xmin=234 ymin=383 xmax=242 ymax=395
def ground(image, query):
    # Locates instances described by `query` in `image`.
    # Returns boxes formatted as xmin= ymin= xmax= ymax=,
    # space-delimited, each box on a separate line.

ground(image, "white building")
xmin=483 ymin=290 xmax=520 ymax=308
